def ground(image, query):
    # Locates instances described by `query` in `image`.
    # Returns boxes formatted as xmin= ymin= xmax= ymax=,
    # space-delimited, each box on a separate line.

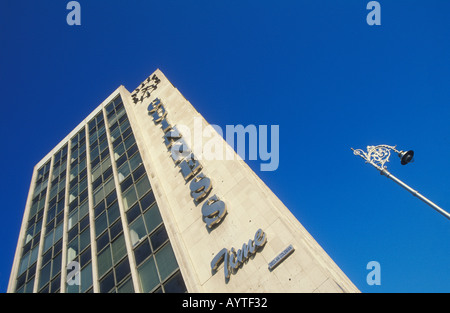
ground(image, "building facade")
xmin=8 ymin=69 xmax=359 ymax=293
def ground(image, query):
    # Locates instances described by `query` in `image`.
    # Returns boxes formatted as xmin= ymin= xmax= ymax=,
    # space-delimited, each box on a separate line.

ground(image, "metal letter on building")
xmin=189 ymin=173 xmax=212 ymax=202
xmin=179 ymin=154 xmax=202 ymax=181
xmin=201 ymin=195 xmax=227 ymax=229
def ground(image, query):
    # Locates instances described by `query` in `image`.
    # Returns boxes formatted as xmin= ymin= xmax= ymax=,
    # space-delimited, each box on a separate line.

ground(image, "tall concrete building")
xmin=8 ymin=70 xmax=358 ymax=293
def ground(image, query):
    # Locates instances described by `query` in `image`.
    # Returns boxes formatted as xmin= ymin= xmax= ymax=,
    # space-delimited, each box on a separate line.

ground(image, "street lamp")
xmin=351 ymin=145 xmax=450 ymax=220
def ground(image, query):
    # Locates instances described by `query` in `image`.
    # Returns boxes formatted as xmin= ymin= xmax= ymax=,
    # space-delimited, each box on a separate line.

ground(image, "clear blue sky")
xmin=1 ymin=0 xmax=449 ymax=293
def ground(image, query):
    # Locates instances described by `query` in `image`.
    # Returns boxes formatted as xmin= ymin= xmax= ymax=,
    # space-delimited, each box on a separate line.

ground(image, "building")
xmin=8 ymin=69 xmax=359 ymax=293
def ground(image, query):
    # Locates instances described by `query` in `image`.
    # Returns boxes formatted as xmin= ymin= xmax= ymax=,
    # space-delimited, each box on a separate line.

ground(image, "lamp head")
xmin=399 ymin=150 xmax=414 ymax=165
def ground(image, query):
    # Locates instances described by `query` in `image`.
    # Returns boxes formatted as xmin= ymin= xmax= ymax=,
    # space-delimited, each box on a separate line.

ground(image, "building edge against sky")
xmin=8 ymin=69 xmax=359 ymax=293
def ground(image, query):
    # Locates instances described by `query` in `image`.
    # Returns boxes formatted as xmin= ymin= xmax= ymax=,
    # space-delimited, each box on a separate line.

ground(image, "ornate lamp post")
xmin=351 ymin=145 xmax=450 ymax=220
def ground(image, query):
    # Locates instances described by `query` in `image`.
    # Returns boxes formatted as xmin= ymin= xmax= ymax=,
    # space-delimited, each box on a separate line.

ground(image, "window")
xmin=93 ymin=177 xmax=115 ymax=207
xmin=18 ymin=159 xmax=52 ymax=292
xmin=155 ymin=243 xmax=178 ymax=281
xmin=36 ymin=147 xmax=70 ymax=293
xmin=136 ymin=242 xmax=184 ymax=293
xmin=95 ymin=216 xmax=132 ymax=292
xmin=9 ymin=100 xmax=187 ymax=293
xmin=105 ymin=95 xmax=125 ymax=126
xmin=65 ymin=129 xmax=93 ymax=293
xmin=138 ymin=256 xmax=159 ymax=293
xmin=122 ymin=176 xmax=151 ymax=212
xmin=118 ymin=153 xmax=142 ymax=183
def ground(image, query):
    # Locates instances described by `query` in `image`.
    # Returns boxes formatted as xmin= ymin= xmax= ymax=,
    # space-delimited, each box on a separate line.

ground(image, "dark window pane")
xmin=115 ymin=100 xmax=124 ymax=111
xmin=120 ymin=176 xmax=133 ymax=193
xmin=100 ymin=147 xmax=109 ymax=160
xmin=132 ymin=165 xmax=146 ymax=182
xmin=51 ymin=253 xmax=62 ymax=279
xmin=80 ymin=248 xmax=91 ymax=267
xmin=110 ymin=121 xmax=119 ymax=132
xmin=16 ymin=273 xmax=26 ymax=290
xmin=113 ymin=136 xmax=123 ymax=148
xmin=28 ymin=263 xmax=36 ymax=278
xmin=54 ymin=239 xmax=63 ymax=255
xmin=97 ymin=231 xmax=110 ymax=253
xmin=122 ymin=127 xmax=132 ymax=140
xmin=115 ymin=258 xmax=131 ymax=284
xmin=134 ymin=240 xmax=151 ymax=266
xmin=163 ymin=271 xmax=186 ymax=293
xmin=95 ymin=212 xmax=108 ymax=237
xmin=79 ymin=215 xmax=89 ymax=231
xmin=22 ymin=241 xmax=32 ymax=256
xmin=117 ymin=277 xmax=134 ymax=293
xmin=140 ymin=192 xmax=155 ymax=211
xmin=92 ymin=176 xmax=103 ymax=191
xmin=150 ymin=226 xmax=168 ymax=251
xmin=97 ymin=246 xmax=112 ymax=278
xmin=117 ymin=154 xmax=127 ymax=168
xmin=56 ymin=211 xmax=64 ymax=225
xmin=39 ymin=262 xmax=51 ymax=290
xmin=127 ymin=144 xmax=138 ymax=158
xmin=68 ymin=226 xmax=78 ymax=243
xmin=79 ymin=189 xmax=88 ymax=204
xmin=42 ymin=250 xmax=52 ymax=266
xmin=107 ymin=201 xmax=120 ymax=225
xmin=126 ymin=203 xmax=141 ymax=224
xmin=50 ymin=275 xmax=61 ymax=293
xmin=88 ymin=120 xmax=96 ymax=132
xmin=94 ymin=201 xmax=106 ymax=218
xmin=39 ymin=284 xmax=49 ymax=293
xmin=99 ymin=271 xmax=115 ymax=293
xmin=106 ymin=102 xmax=114 ymax=114
xmin=109 ymin=220 xmax=123 ymax=240
xmin=79 ymin=168 xmax=87 ymax=180
xmin=106 ymin=192 xmax=117 ymax=208
xmin=91 ymin=156 xmax=100 ymax=168
xmin=69 ymin=200 xmax=78 ymax=213
xmin=103 ymin=166 xmax=113 ymax=181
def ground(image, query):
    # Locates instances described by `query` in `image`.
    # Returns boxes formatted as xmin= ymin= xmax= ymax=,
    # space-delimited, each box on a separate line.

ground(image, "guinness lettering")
xmin=170 ymin=139 xmax=191 ymax=164
xmin=147 ymin=96 xmax=227 ymax=229
xmin=179 ymin=154 xmax=202 ymax=181
xmin=189 ymin=173 xmax=212 ymax=203
xmin=201 ymin=195 xmax=227 ymax=229
xmin=145 ymin=86 xmax=269 ymax=283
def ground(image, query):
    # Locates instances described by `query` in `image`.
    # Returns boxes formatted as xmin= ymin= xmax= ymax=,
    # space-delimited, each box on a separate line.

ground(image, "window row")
xmin=88 ymin=111 xmax=105 ymax=135
xmin=45 ymin=197 xmax=65 ymax=232
xmin=38 ymin=238 xmax=62 ymax=292
xmin=36 ymin=160 xmax=51 ymax=184
xmin=92 ymin=156 xmax=113 ymax=192
xmin=105 ymin=95 xmax=124 ymax=125
xmin=71 ymin=127 xmax=86 ymax=150
xmin=16 ymin=161 xmax=52 ymax=291
xmin=137 ymin=242 xmax=184 ymax=293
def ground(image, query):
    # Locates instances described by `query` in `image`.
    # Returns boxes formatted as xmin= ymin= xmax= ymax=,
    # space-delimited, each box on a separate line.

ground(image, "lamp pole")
xmin=351 ymin=145 xmax=450 ymax=220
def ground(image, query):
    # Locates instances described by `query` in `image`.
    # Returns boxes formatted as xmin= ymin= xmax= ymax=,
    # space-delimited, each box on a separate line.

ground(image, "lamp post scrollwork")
xmin=352 ymin=144 xmax=450 ymax=220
